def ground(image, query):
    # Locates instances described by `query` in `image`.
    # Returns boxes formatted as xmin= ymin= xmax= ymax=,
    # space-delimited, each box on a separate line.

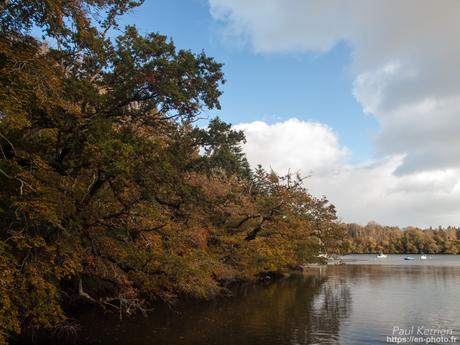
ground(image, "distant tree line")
xmin=339 ymin=222 xmax=460 ymax=254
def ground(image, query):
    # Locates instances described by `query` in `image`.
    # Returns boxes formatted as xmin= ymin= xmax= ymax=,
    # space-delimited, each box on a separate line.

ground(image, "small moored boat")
xmin=420 ymin=254 xmax=427 ymax=260
xmin=404 ymin=256 xmax=415 ymax=260
xmin=376 ymin=253 xmax=388 ymax=259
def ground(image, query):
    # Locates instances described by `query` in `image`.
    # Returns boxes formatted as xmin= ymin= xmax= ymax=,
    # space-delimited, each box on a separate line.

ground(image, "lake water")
xmin=48 ymin=255 xmax=460 ymax=345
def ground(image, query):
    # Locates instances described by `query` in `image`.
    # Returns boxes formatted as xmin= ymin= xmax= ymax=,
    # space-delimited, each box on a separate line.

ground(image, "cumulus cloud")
xmin=236 ymin=120 xmax=460 ymax=227
xmin=209 ymin=0 xmax=460 ymax=173
xmin=309 ymin=161 xmax=460 ymax=227
xmin=234 ymin=119 xmax=348 ymax=174
xmin=209 ymin=0 xmax=460 ymax=226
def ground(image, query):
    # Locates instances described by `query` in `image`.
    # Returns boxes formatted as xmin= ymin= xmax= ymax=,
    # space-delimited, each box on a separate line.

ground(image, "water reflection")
xmin=26 ymin=256 xmax=460 ymax=345
xmin=327 ymin=263 xmax=460 ymax=344
xmin=64 ymin=272 xmax=351 ymax=345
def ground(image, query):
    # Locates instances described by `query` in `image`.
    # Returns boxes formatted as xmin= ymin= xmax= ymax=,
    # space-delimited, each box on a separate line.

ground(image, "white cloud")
xmin=374 ymin=96 xmax=460 ymax=174
xmin=235 ymin=119 xmax=348 ymax=174
xmin=236 ymin=119 xmax=460 ymax=227
xmin=309 ymin=161 xmax=460 ymax=227
xmin=210 ymin=0 xmax=460 ymax=226
xmin=209 ymin=0 xmax=348 ymax=53
xmin=209 ymin=0 xmax=460 ymax=172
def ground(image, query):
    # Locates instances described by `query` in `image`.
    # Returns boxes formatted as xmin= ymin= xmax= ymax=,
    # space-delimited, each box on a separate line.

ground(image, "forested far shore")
xmin=340 ymin=222 xmax=460 ymax=255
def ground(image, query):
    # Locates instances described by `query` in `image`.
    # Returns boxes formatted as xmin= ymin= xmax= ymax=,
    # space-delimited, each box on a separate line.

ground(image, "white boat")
xmin=420 ymin=254 xmax=427 ymax=260
xmin=376 ymin=253 xmax=388 ymax=259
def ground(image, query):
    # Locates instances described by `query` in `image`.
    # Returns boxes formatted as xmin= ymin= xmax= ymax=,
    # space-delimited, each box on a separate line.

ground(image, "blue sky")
xmin=118 ymin=0 xmax=378 ymax=163
xmin=115 ymin=1 xmax=460 ymax=226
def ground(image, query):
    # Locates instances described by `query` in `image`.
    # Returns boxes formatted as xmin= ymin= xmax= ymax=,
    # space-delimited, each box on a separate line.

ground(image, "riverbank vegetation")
xmin=340 ymin=222 xmax=459 ymax=255
xmin=0 ymin=2 xmax=341 ymax=343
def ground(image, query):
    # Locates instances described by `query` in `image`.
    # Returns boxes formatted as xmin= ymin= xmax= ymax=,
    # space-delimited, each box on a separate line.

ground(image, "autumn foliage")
xmin=340 ymin=222 xmax=460 ymax=254
xmin=0 ymin=1 xmax=341 ymax=343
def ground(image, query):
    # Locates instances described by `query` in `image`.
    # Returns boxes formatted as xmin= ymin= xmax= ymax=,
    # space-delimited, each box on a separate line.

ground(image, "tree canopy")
xmin=0 ymin=2 xmax=340 ymax=344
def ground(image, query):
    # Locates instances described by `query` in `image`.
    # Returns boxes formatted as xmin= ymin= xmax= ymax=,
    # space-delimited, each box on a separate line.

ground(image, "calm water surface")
xmin=69 ymin=255 xmax=460 ymax=345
